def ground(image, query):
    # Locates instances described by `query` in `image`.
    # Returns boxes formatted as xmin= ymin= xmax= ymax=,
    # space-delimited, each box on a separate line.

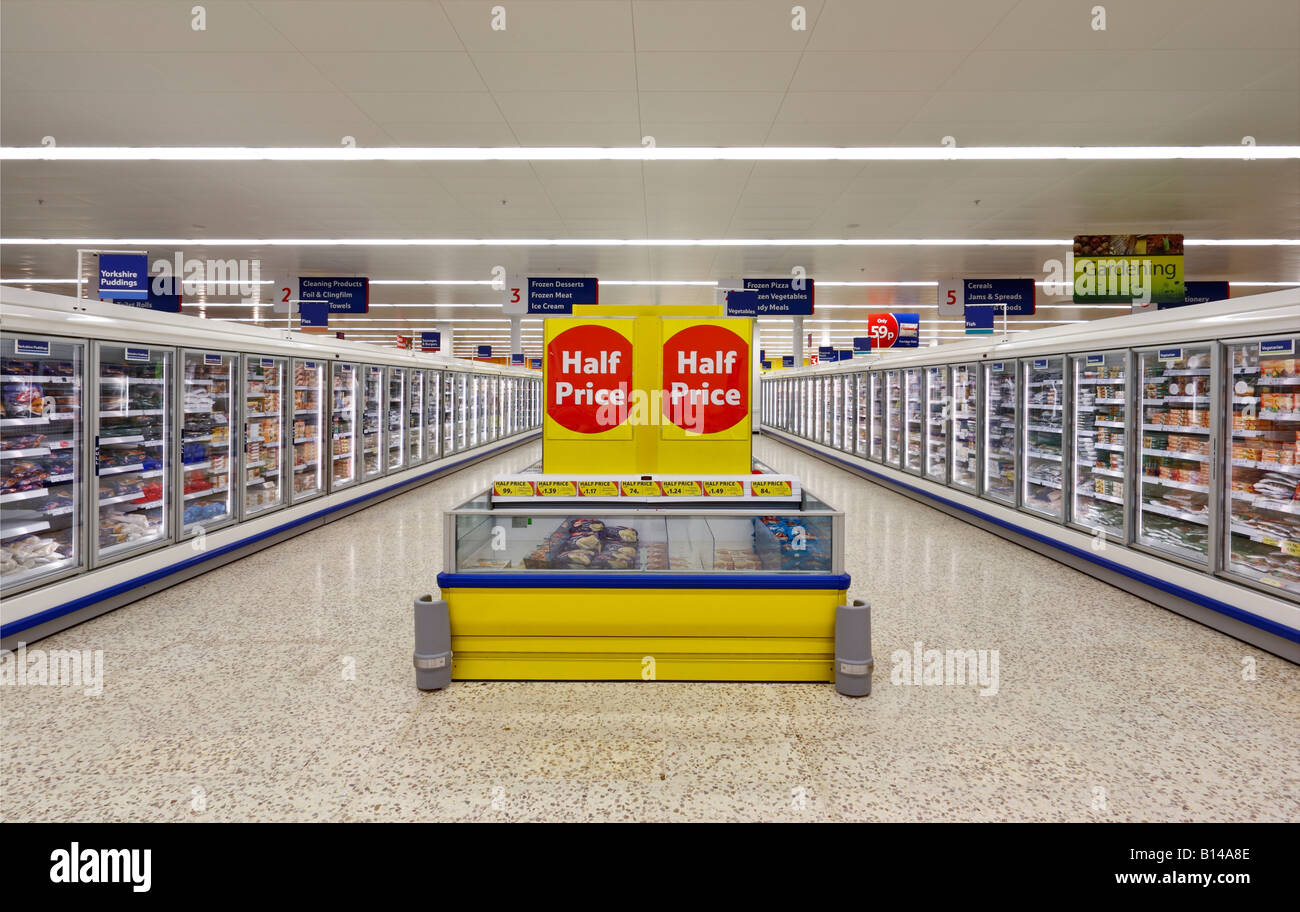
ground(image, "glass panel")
xmin=831 ymin=376 xmax=843 ymax=449
xmin=244 ymin=355 xmax=285 ymax=516
xmin=181 ymin=350 xmax=235 ymax=534
xmin=1022 ymin=357 xmax=1065 ymax=519
xmin=291 ymin=359 xmax=325 ymax=501
xmin=94 ymin=343 xmax=172 ymax=561
xmin=1136 ymin=346 xmax=1212 ymax=564
xmin=457 ymin=374 xmax=469 ymax=451
xmin=361 ymin=365 xmax=384 ymax=479
xmin=983 ymin=361 xmax=1016 ymax=504
xmin=407 ymin=369 xmax=424 ymax=464
xmin=950 ymin=363 xmax=978 ymax=491
xmin=870 ymin=372 xmax=884 ymax=461
xmin=904 ymin=368 xmax=923 ymax=472
xmin=843 ymin=374 xmax=855 ymax=453
xmin=1226 ymin=337 xmax=1300 ymax=596
xmin=1071 ymin=352 xmax=1127 ymax=535
xmin=387 ymin=367 xmax=405 ymax=470
xmin=426 ymin=371 xmax=441 ymax=460
xmin=885 ymin=369 xmax=901 ymax=466
xmin=925 ymin=366 xmax=949 ymax=481
xmin=443 ymin=372 xmax=455 ymax=454
xmin=330 ymin=363 xmax=358 ymax=490
xmin=1 ymin=334 xmax=84 ymax=590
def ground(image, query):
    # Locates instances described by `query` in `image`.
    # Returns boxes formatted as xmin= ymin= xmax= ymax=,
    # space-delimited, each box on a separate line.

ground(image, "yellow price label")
xmin=751 ymin=480 xmax=793 ymax=497
xmin=578 ymin=480 xmax=619 ymax=497
xmin=703 ymin=480 xmax=744 ymax=497
xmin=1282 ymin=540 xmax=1300 ymax=557
xmin=660 ymin=480 xmax=702 ymax=496
xmin=536 ymin=480 xmax=577 ymax=497
xmin=619 ymin=480 xmax=660 ymax=496
xmin=1261 ymin=535 xmax=1279 ymax=547
xmin=493 ymin=480 xmax=535 ymax=497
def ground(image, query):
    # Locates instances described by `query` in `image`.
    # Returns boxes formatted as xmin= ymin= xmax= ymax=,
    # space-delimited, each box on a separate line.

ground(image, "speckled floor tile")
xmin=3 ymin=437 xmax=1298 ymax=822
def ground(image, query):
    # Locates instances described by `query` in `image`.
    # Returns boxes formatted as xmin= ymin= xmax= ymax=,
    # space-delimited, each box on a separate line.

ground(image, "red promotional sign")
xmin=546 ymin=324 xmax=633 ymax=434
xmin=866 ymin=313 xmax=901 ymax=349
xmin=661 ymin=324 xmax=749 ymax=434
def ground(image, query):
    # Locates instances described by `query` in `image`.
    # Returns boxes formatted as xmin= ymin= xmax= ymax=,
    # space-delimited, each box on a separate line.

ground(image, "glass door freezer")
xmin=831 ymin=376 xmax=843 ymax=450
xmin=425 ymin=371 xmax=441 ymax=461
xmin=1070 ymin=351 xmax=1129 ymax=539
xmin=0 ymin=333 xmax=85 ymax=592
xmin=443 ymin=372 xmax=456 ymax=455
xmin=869 ymin=371 xmax=885 ymax=461
xmin=842 ymin=374 xmax=856 ymax=454
xmin=290 ymin=358 xmax=325 ymax=503
xmin=386 ymin=367 xmax=406 ymax=472
xmin=885 ymin=369 xmax=902 ymax=467
xmin=1022 ymin=357 xmax=1066 ymax=521
xmin=94 ymin=343 xmax=173 ymax=565
xmin=855 ymin=374 xmax=869 ymax=456
xmin=179 ymin=349 xmax=236 ymax=537
xmin=924 ymin=366 xmax=949 ymax=483
xmin=243 ymin=355 xmax=286 ymax=518
xmin=1136 ymin=345 xmax=1215 ymax=567
xmin=456 ymin=373 xmax=469 ymax=452
xmin=951 ymin=363 xmax=978 ymax=492
xmin=1223 ymin=334 xmax=1300 ymax=598
xmin=330 ymin=363 xmax=359 ymax=491
xmin=903 ymin=367 xmax=923 ymax=473
xmin=361 ymin=365 xmax=384 ymax=480
xmin=407 ymin=368 xmax=425 ymax=466
xmin=982 ymin=360 xmax=1017 ymax=505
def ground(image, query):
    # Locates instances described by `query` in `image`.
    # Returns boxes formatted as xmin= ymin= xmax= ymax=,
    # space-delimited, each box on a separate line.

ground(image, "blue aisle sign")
xmin=299 ymin=300 xmax=330 ymax=328
xmin=477 ymin=344 xmax=492 ymax=360
xmin=120 ymin=278 xmax=181 ymax=312
xmin=818 ymin=345 xmax=837 ymax=362
xmin=761 ymin=360 xmax=773 ymax=370
xmin=299 ymin=277 xmax=369 ymax=313
xmin=963 ymin=278 xmax=1035 ymax=315
xmin=838 ymin=349 xmax=853 ymax=362
xmin=421 ymin=331 xmax=441 ymax=353
xmin=782 ymin=356 xmax=795 ymax=368
xmin=853 ymin=337 xmax=872 ymax=354
xmin=744 ymin=278 xmax=815 ymax=315
xmin=965 ymin=307 xmax=994 ymax=335
xmin=511 ymin=353 xmax=525 ymax=366
xmin=523 ymin=277 xmax=598 ymax=314
xmin=1162 ymin=281 xmax=1230 ymax=309
xmin=723 ymin=289 xmax=758 ymax=316
xmin=529 ymin=357 xmax=542 ymax=369
xmin=98 ymin=253 xmax=149 ymax=301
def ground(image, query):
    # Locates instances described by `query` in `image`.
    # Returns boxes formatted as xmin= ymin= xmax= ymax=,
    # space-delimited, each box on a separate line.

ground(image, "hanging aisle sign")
xmin=965 ymin=307 xmax=994 ymax=335
xmin=818 ymin=345 xmax=837 ymax=363
xmin=743 ymin=278 xmax=814 ymax=315
xmin=477 ymin=344 xmax=493 ymax=361
xmin=1162 ymin=281 xmax=1230 ymax=309
xmin=98 ymin=253 xmax=149 ymax=301
xmin=721 ymin=288 xmax=759 ymax=317
xmin=420 ymin=331 xmax=441 ymax=352
xmin=853 ymin=337 xmax=872 ymax=354
xmin=1073 ymin=234 xmax=1184 ymax=305
xmin=298 ymin=276 xmax=369 ymax=313
xmin=511 ymin=353 xmax=525 ymax=366
xmin=512 ymin=277 xmax=599 ymax=315
xmin=299 ymin=300 xmax=330 ymax=332
xmin=939 ymin=278 xmax=1035 ymax=316
xmin=866 ymin=312 xmax=920 ymax=348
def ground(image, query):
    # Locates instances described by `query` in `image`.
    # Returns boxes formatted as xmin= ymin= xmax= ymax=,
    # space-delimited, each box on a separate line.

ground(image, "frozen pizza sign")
xmin=661 ymin=322 xmax=749 ymax=435
xmin=546 ymin=323 xmax=633 ymax=434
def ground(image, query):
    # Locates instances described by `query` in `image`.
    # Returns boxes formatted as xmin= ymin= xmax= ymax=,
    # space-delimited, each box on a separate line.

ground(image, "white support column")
xmin=792 ymin=316 xmax=804 ymax=365
xmin=509 ymin=316 xmax=522 ymax=359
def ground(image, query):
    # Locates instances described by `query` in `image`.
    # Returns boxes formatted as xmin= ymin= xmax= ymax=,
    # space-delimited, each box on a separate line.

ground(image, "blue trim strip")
xmin=764 ymin=428 xmax=1300 ymax=645
xmin=1 ymin=433 xmax=539 ymax=638
xmin=437 ymin=571 xmax=851 ymax=590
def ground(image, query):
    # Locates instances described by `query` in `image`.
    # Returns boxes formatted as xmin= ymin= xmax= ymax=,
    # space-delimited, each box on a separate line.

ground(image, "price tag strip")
xmin=489 ymin=474 xmax=801 ymax=503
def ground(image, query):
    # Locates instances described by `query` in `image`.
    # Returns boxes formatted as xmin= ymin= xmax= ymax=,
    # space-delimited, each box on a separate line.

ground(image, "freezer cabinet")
xmin=330 ymin=363 xmax=359 ymax=491
xmin=386 ymin=367 xmax=406 ymax=472
xmin=1069 ymin=351 xmax=1129 ymax=540
xmin=361 ymin=365 xmax=384 ymax=480
xmin=243 ymin=355 xmax=287 ymax=518
xmin=425 ymin=370 xmax=442 ymax=461
xmin=290 ymin=358 xmax=326 ymax=503
xmin=407 ymin=368 xmax=425 ymax=466
xmin=1021 ymin=357 xmax=1066 ymax=521
xmin=982 ymin=360 xmax=1017 ymax=505
xmin=179 ymin=349 xmax=236 ymax=537
xmin=950 ymin=363 xmax=979 ymax=492
xmin=903 ymin=367 xmax=923 ymax=473
xmin=924 ymin=366 xmax=949 ymax=483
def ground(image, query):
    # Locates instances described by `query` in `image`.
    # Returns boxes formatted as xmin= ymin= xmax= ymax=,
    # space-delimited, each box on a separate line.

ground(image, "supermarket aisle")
xmin=3 ymin=436 xmax=1298 ymax=822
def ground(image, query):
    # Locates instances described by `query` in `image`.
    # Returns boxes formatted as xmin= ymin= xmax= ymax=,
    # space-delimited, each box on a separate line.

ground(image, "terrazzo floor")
xmin=3 ymin=436 xmax=1298 ymax=822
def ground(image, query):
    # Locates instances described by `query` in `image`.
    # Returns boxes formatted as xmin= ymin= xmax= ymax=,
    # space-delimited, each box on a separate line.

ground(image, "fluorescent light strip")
xmin=5 ymin=145 xmax=1298 ymax=162
xmin=5 ymin=237 xmax=1297 ymax=247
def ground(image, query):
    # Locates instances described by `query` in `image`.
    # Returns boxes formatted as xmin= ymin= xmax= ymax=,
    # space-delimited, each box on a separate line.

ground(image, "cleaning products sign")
xmin=545 ymin=320 xmax=634 ymax=438
xmin=1073 ymin=234 xmax=1184 ymax=305
xmin=660 ymin=319 xmax=750 ymax=438
xmin=298 ymin=277 xmax=369 ymax=313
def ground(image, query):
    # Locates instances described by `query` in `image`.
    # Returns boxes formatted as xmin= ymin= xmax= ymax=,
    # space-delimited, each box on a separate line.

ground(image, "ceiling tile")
xmin=471 ymin=52 xmax=637 ymax=92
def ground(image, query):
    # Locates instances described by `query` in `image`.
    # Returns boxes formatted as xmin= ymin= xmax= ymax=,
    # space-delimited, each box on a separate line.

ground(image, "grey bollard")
xmin=414 ymin=595 xmax=453 ymax=691
xmin=834 ymin=599 xmax=873 ymax=697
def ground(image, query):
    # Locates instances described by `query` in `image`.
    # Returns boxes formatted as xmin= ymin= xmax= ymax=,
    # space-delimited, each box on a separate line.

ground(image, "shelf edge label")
xmin=1033 ymin=358 xmax=1049 ymax=369
xmin=619 ymin=480 xmax=660 ymax=496
xmin=660 ymin=480 xmax=702 ymax=496
xmin=577 ymin=480 xmax=619 ymax=497
xmin=124 ymin=347 xmax=149 ymax=362
xmin=1158 ymin=347 xmax=1183 ymax=362
xmin=15 ymin=339 xmax=50 ymax=357
xmin=702 ymin=480 xmax=744 ymax=497
xmin=1085 ymin=354 xmax=1105 ymax=366
xmin=751 ymin=480 xmax=793 ymax=497
xmin=203 ymin=353 xmax=223 ymax=365
xmin=261 ymin=358 xmax=275 ymax=367
xmin=492 ymin=480 xmax=535 ymax=497
xmin=535 ymin=480 xmax=576 ymax=497
xmin=1260 ymin=339 xmax=1295 ymax=356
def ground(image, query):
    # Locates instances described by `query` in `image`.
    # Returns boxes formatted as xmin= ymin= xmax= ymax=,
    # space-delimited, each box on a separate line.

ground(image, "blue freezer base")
xmin=0 ymin=433 xmax=539 ymax=648
xmin=762 ymin=428 xmax=1300 ymax=664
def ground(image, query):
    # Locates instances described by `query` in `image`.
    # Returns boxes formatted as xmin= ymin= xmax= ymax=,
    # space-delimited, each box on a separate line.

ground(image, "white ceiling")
xmin=2 ymin=0 xmax=1298 ymax=355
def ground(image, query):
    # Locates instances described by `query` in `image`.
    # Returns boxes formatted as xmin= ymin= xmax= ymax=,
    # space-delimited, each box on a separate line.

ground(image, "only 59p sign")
xmin=867 ymin=313 xmax=900 ymax=349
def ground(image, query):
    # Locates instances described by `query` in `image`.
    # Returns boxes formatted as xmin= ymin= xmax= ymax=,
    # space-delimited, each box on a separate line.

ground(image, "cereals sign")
xmin=660 ymin=321 xmax=749 ymax=435
xmin=545 ymin=322 xmax=633 ymax=435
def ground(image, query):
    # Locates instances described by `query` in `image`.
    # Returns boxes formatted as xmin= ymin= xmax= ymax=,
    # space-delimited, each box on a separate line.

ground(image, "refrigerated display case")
xmin=983 ymin=361 xmax=1017 ymax=505
xmin=885 ymin=369 xmax=902 ymax=467
xmin=361 ymin=365 xmax=383 ymax=480
xmin=830 ymin=376 xmax=843 ymax=450
xmin=869 ymin=372 xmax=884 ymax=461
xmin=1 ymin=334 xmax=84 ymax=592
xmin=407 ymin=368 xmax=425 ymax=465
xmin=1022 ymin=357 xmax=1066 ymax=520
xmin=180 ymin=350 xmax=235 ymax=536
xmin=290 ymin=359 xmax=325 ymax=502
xmin=243 ymin=355 xmax=285 ymax=517
xmin=425 ymin=371 xmax=441 ymax=462
xmin=457 ymin=373 xmax=470 ymax=451
xmin=94 ymin=343 xmax=172 ymax=564
xmin=1071 ymin=351 xmax=1128 ymax=537
xmin=386 ymin=367 xmax=406 ymax=472
xmin=903 ymin=368 xmax=923 ymax=473
xmin=854 ymin=374 xmax=868 ymax=457
xmin=330 ymin=363 xmax=358 ymax=491
xmin=1224 ymin=335 xmax=1300 ymax=598
xmin=951 ymin=363 xmax=978 ymax=492
xmin=443 ymin=371 xmax=456 ymax=455
xmin=1136 ymin=345 xmax=1214 ymax=566
xmin=924 ymin=366 xmax=949 ymax=482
